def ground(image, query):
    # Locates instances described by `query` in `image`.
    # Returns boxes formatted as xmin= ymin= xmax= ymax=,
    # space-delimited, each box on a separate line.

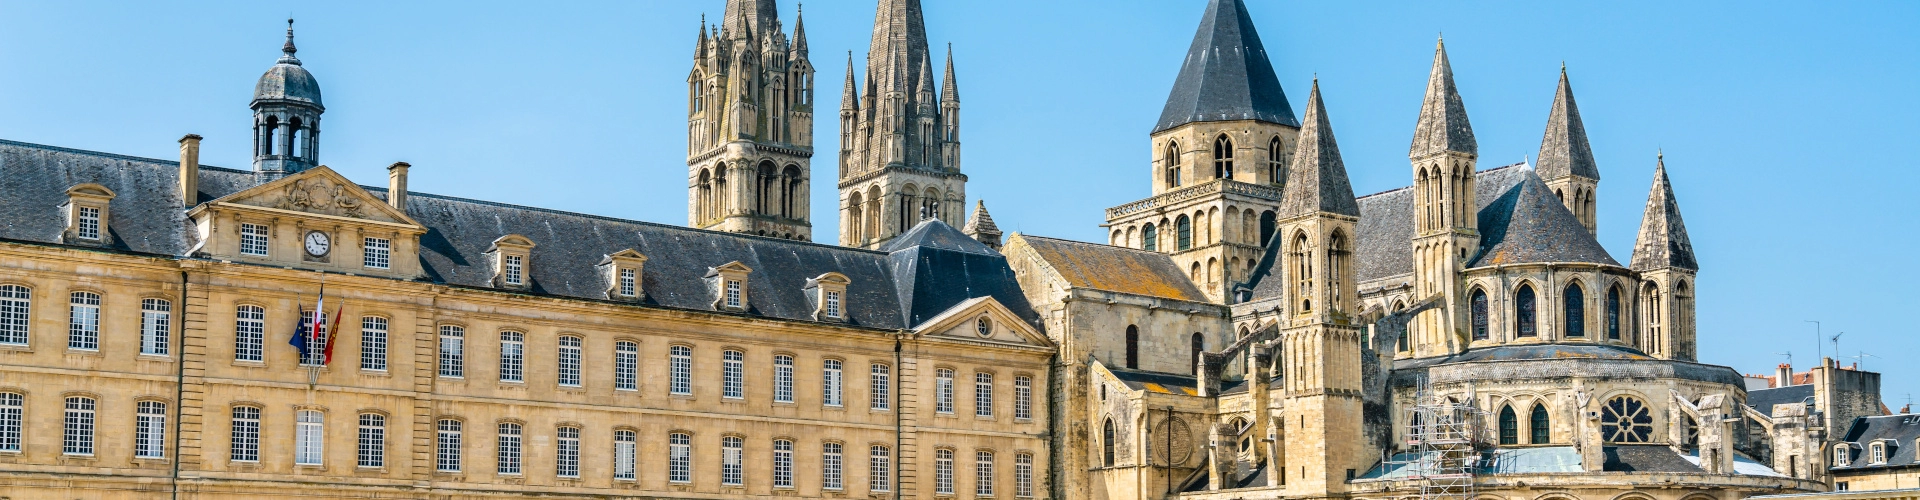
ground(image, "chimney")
xmin=178 ymin=134 xmax=202 ymax=207
xmin=387 ymin=162 xmax=410 ymax=210
xmin=1776 ymin=363 xmax=1792 ymax=388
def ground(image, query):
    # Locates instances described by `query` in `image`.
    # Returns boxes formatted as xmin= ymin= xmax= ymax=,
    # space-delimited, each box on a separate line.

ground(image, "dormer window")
xmin=805 ymin=272 xmax=851 ymax=321
xmin=504 ymin=255 xmax=524 ymax=285
xmin=63 ymin=183 xmax=116 ymax=244
xmin=240 ymin=223 xmax=270 ymax=256
xmin=706 ymin=261 xmax=753 ymax=312
xmin=487 ymin=234 xmax=536 ymax=289
xmin=826 ymin=291 xmax=842 ymax=318
xmin=725 ymin=280 xmax=741 ymax=308
xmin=1835 ymin=444 xmax=1851 ymax=467
xmin=599 ymin=249 xmax=648 ymax=301
xmin=619 ymin=269 xmax=637 ymax=297
xmin=363 ymin=237 xmax=391 ymax=269
xmin=1870 ymin=442 xmax=1886 ymax=464
xmin=76 ymin=206 xmax=101 ymax=240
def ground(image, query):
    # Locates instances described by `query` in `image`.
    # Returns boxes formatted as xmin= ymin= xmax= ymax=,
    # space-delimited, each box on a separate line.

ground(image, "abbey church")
xmin=0 ymin=1 xmax=1867 ymax=499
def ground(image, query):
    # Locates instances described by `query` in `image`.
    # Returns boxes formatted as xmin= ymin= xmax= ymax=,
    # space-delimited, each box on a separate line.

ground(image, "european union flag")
xmin=288 ymin=306 xmax=311 ymax=361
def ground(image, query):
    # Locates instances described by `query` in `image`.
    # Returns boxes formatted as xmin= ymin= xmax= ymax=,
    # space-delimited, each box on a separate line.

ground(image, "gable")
xmin=205 ymin=166 xmax=418 ymax=227
xmin=915 ymin=296 xmax=1052 ymax=349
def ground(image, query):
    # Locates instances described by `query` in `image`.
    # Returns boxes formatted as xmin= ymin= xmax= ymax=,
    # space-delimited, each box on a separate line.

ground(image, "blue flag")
xmin=288 ymin=306 xmax=311 ymax=361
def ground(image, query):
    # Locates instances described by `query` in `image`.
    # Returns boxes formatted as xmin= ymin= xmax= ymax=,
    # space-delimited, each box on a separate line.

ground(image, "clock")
xmin=303 ymin=231 xmax=331 ymax=257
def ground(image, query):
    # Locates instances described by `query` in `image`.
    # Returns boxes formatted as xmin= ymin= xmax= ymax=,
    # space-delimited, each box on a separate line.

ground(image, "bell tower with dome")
xmin=252 ymin=19 xmax=325 ymax=180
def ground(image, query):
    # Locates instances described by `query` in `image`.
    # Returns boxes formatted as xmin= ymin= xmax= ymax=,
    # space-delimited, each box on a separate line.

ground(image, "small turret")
xmin=1537 ymin=64 xmax=1601 ymax=235
xmin=252 ymin=18 xmax=325 ymax=180
xmin=1278 ymin=79 xmax=1359 ymax=220
xmin=962 ymin=200 xmax=1002 ymax=251
xmin=1410 ymin=37 xmax=1476 ymax=159
xmin=1630 ymin=152 xmax=1699 ymax=361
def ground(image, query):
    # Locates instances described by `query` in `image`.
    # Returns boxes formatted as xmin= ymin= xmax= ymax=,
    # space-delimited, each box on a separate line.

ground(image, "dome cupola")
xmin=251 ymin=19 xmax=324 ymax=179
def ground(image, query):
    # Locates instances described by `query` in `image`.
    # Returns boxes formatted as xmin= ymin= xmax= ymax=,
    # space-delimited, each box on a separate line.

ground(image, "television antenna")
xmin=1849 ymin=351 xmax=1878 ymax=371
xmin=1830 ymin=332 xmax=1844 ymax=362
xmin=1775 ymin=352 xmax=1792 ymax=368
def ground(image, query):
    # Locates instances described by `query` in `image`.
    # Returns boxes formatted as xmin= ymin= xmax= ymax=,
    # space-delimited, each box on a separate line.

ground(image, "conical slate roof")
xmin=1409 ymin=38 xmax=1474 ymax=158
xmin=1468 ymin=169 xmax=1619 ymax=267
xmin=962 ymin=200 xmax=999 ymax=237
xmin=1278 ymin=80 xmax=1359 ymax=218
xmin=1536 ymin=66 xmax=1600 ymax=180
xmin=881 ymin=218 xmax=996 ymax=255
xmin=1630 ymin=155 xmax=1697 ymax=271
xmin=1153 ymin=0 xmax=1297 ymax=133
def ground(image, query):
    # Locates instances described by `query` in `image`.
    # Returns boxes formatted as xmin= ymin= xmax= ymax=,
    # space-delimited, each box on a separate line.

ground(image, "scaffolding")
xmin=1385 ymin=384 xmax=1487 ymax=500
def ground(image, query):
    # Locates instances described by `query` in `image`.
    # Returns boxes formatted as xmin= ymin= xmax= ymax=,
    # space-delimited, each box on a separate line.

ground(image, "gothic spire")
xmin=791 ymin=4 xmax=808 ymax=56
xmin=916 ymin=54 xmax=935 ymax=97
xmin=842 ymin=52 xmax=859 ymax=112
xmin=694 ymin=15 xmax=709 ymax=61
xmin=1279 ymin=80 xmax=1359 ymax=218
xmin=722 ymin=0 xmax=777 ymax=42
xmin=1409 ymin=36 xmax=1476 ymax=158
xmin=1154 ymin=0 xmax=1296 ymax=133
xmin=1536 ymin=64 xmax=1600 ymax=180
xmin=1630 ymin=153 xmax=1697 ymax=271
xmin=942 ymin=43 xmax=959 ymax=103
xmin=867 ymin=0 xmax=930 ymax=100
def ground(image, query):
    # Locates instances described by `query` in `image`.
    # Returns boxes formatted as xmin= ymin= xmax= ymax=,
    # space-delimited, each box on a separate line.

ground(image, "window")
xmin=824 ymin=359 xmax=844 ymax=407
xmin=669 ymin=432 xmax=692 ymax=483
xmin=1190 ymin=333 xmax=1204 ymax=376
xmin=936 ymin=368 xmax=955 ymax=413
xmin=224 ymin=305 xmax=263 ymax=362
xmin=298 ymin=310 xmax=328 ymax=366
xmin=670 ymin=346 xmax=693 ymax=395
xmin=1606 ymin=286 xmax=1623 ymax=340
xmin=724 ymin=279 xmax=742 ymax=308
xmin=774 ymin=354 xmax=796 ymax=402
xmin=240 ymin=223 xmax=269 ymax=256
xmin=363 ymin=237 xmax=390 ymax=269
xmin=1213 ymin=135 xmax=1234 ymax=179
xmin=1835 ymin=445 xmax=1851 ymax=467
xmin=77 ymin=205 xmax=101 ymax=240
xmin=1164 ymin=142 xmax=1183 ymax=189
xmin=822 ymin=441 xmax=844 ymax=490
xmin=1498 ymin=405 xmax=1518 ymax=445
xmin=871 ymin=445 xmax=893 ymax=491
xmin=935 ymin=448 xmax=956 ymax=494
xmin=0 ymin=285 xmax=28 ymax=346
xmin=1599 ymin=396 xmax=1653 ymax=443
xmin=63 ymin=396 xmax=95 ymax=455
xmin=1014 ymin=376 xmax=1033 ymax=420
xmin=556 ymin=427 xmax=581 ymax=478
xmin=436 ymin=419 xmax=462 ymax=472
xmin=360 ymin=316 xmax=387 ymax=371
xmin=295 ymin=410 xmax=323 ymax=465
xmin=499 ymin=331 xmax=524 ymax=382
xmin=66 ymin=291 xmax=101 ymax=350
xmin=503 ymin=255 xmax=524 ymax=285
xmin=1176 ymin=215 xmax=1192 ymax=250
xmin=0 ymin=393 xmax=19 ymax=451
xmin=773 ymin=439 xmax=795 ymax=488
xmin=134 ymin=400 xmax=167 ymax=458
xmin=976 ymin=372 xmax=994 ymax=417
xmin=141 ymin=298 xmax=171 ymax=355
xmin=1515 ymin=285 xmax=1537 ymax=337
xmin=1565 ymin=283 xmax=1586 ymax=338
xmin=614 ymin=429 xmax=637 ymax=480
xmin=439 ymin=325 xmax=464 ymax=378
xmin=358 ymin=413 xmax=385 ymax=468
xmin=1142 ymin=223 xmax=1158 ymax=252
xmin=615 ymin=341 xmax=638 ymax=391
xmin=1470 ymin=289 xmax=1489 ymax=340
xmin=1267 ymin=136 xmax=1285 ymax=184
xmin=230 ymin=406 xmax=261 ymax=462
xmin=870 ymin=363 xmax=890 ymax=410
xmin=1530 ymin=404 xmax=1550 ymax=444
xmin=977 ymin=450 xmax=996 ymax=496
xmin=1124 ymin=325 xmax=1139 ymax=369
xmin=618 ymin=268 xmax=637 ymax=297
xmin=724 ymin=349 xmax=745 ymax=399
xmin=1870 ymin=442 xmax=1886 ymax=464
xmin=558 ymin=336 xmax=582 ymax=387
xmin=497 ymin=422 xmax=523 ymax=475
xmin=1102 ymin=419 xmax=1117 ymax=466
xmin=1016 ymin=453 xmax=1034 ymax=497
xmin=825 ymin=290 xmax=842 ymax=318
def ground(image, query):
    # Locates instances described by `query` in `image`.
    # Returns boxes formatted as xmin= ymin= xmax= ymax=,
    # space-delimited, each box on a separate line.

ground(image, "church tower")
xmin=1405 ymin=38 xmax=1479 ymax=358
xmin=687 ymin=0 xmax=816 ymax=241
xmin=1105 ymin=0 xmax=1298 ymax=303
xmin=1273 ymin=81 xmax=1369 ymax=493
xmin=252 ymin=19 xmax=324 ymax=180
xmin=1630 ymin=153 xmax=1698 ymax=361
xmin=1537 ymin=65 xmax=1601 ymax=235
xmin=837 ymin=0 xmax=966 ymax=249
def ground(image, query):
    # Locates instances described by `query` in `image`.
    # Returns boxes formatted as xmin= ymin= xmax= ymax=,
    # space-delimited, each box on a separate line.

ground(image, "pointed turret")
xmin=791 ymin=5 xmax=808 ymax=57
xmin=962 ymin=200 xmax=1002 ymax=251
xmin=836 ymin=0 xmax=965 ymax=249
xmin=694 ymin=16 xmax=710 ymax=61
xmin=1279 ymin=80 xmax=1359 ymax=219
xmin=1631 ymin=153 xmax=1697 ymax=271
xmin=915 ymin=54 xmax=935 ymax=100
xmin=1154 ymin=0 xmax=1297 ymax=133
xmin=1537 ymin=65 xmax=1598 ymax=180
xmin=841 ymin=52 xmax=859 ymax=112
xmin=722 ymin=0 xmax=776 ymax=41
xmin=941 ymin=44 xmax=959 ymax=103
xmin=1409 ymin=37 xmax=1476 ymax=158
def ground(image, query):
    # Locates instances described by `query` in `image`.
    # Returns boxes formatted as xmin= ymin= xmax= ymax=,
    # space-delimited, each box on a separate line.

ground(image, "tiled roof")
xmin=1153 ymin=0 xmax=1298 ymax=133
xmin=1015 ymin=235 xmax=1210 ymax=303
xmin=1352 ymin=163 xmax=1530 ymax=284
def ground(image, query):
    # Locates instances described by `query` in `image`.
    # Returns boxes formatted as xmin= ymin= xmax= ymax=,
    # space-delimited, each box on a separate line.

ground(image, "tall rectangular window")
xmin=503 ymin=255 xmax=523 ymax=285
xmin=556 ymin=427 xmax=581 ymax=478
xmin=772 ymin=439 xmax=794 ymax=488
xmin=871 ymin=363 xmax=891 ymax=410
xmin=439 ymin=326 xmax=464 ymax=378
xmin=869 ymin=445 xmax=891 ymax=492
xmin=934 ymin=449 xmax=955 ymax=494
xmin=1016 ymin=453 xmax=1034 ymax=497
xmin=240 ymin=223 xmax=269 ymax=256
xmin=614 ymin=341 xmax=638 ymax=391
xmin=64 ymin=396 xmax=95 ymax=455
xmin=822 ymin=441 xmax=844 ymax=490
xmin=295 ymin=410 xmax=324 ymax=465
xmin=724 ymin=280 xmax=741 ymax=308
xmin=230 ymin=406 xmax=260 ymax=462
xmin=823 ymin=359 xmax=844 ymax=407
xmin=362 ymin=237 xmax=390 ymax=269
xmin=358 ymin=413 xmax=385 ymax=468
xmin=497 ymin=423 xmax=522 ymax=475
xmin=773 ymin=355 xmax=795 ymax=403
xmin=618 ymin=268 xmax=636 ymax=297
xmin=436 ymin=419 xmax=462 ymax=472
xmin=723 ymin=350 xmax=745 ymax=399
xmin=721 ymin=435 xmax=743 ymax=485
xmin=0 ymin=393 xmax=20 ymax=452
xmin=558 ymin=336 xmax=582 ymax=387
xmin=141 ymin=298 xmax=171 ymax=355
xmin=670 ymin=346 xmax=692 ymax=395
xmin=0 ymin=285 xmax=28 ymax=345
xmin=360 ymin=316 xmax=387 ymax=371
xmin=76 ymin=206 xmax=101 ymax=240
xmin=936 ymin=368 xmax=955 ymax=414
xmin=68 ymin=291 xmax=100 ymax=350
xmin=614 ymin=429 xmax=637 ymax=480
xmin=825 ymin=290 xmax=842 ymax=318
xmin=498 ymin=331 xmax=524 ymax=382
xmin=668 ymin=432 xmax=692 ymax=483
xmin=976 ymin=451 xmax=995 ymax=496
xmin=976 ymin=372 xmax=995 ymax=417
xmin=235 ymin=305 xmax=265 ymax=361
xmin=134 ymin=401 xmax=166 ymax=458
xmin=1014 ymin=375 xmax=1033 ymax=420
xmin=299 ymin=311 xmax=329 ymax=366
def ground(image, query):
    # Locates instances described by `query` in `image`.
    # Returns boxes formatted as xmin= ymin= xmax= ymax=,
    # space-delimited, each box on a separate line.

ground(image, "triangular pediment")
xmin=206 ymin=167 xmax=421 ymax=228
xmin=914 ymin=296 xmax=1052 ymax=349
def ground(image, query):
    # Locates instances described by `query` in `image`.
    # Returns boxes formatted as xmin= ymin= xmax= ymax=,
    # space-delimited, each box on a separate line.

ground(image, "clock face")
xmin=304 ymin=231 xmax=331 ymax=256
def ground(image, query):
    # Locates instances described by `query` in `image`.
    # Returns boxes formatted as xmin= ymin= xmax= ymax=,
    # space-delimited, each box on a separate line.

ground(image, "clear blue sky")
xmin=1 ymin=1 xmax=1914 ymax=406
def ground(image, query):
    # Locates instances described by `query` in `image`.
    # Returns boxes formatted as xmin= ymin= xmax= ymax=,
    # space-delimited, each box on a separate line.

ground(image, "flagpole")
xmin=308 ymin=276 xmax=324 ymax=387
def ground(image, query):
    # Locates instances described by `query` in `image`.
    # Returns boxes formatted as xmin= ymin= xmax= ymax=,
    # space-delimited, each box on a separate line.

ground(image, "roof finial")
xmin=283 ymin=18 xmax=298 ymax=57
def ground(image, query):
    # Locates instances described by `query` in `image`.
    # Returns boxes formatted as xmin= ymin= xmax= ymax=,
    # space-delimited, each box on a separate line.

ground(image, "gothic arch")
xmin=1165 ymin=140 xmax=1183 ymax=188
xmin=1513 ymin=281 xmax=1538 ymax=338
xmin=1291 ymin=231 xmax=1313 ymax=313
xmin=846 ymin=191 xmax=866 ymax=242
xmin=1213 ymin=134 xmax=1234 ymax=180
xmin=1469 ymin=286 xmax=1490 ymax=341
xmin=1563 ymin=279 xmax=1587 ymax=339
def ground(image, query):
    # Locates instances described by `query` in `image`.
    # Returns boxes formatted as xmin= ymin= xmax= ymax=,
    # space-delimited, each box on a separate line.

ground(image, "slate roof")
xmin=1015 ymin=235 xmax=1210 ymax=303
xmin=1747 ymin=384 xmax=1816 ymax=418
xmin=1353 ymin=163 xmax=1529 ymax=284
xmin=1834 ymin=414 xmax=1920 ymax=471
xmin=1604 ymin=445 xmax=1705 ymax=473
xmin=1108 ymin=366 xmax=1201 ymax=394
xmin=1409 ymin=38 xmax=1475 ymax=158
xmin=1153 ymin=0 xmax=1298 ymax=134
xmin=1467 ymin=169 xmax=1621 ymax=267
xmin=1278 ymin=80 xmax=1359 ymax=219
xmin=1535 ymin=67 xmax=1599 ymax=181
xmin=0 ymin=139 xmax=1037 ymax=332
xmin=1392 ymin=343 xmax=1654 ymax=370
xmin=1630 ymin=156 xmax=1698 ymax=271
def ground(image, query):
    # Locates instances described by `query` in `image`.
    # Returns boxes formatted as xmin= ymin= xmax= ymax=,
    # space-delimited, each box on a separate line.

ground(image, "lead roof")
xmin=1152 ymin=0 xmax=1298 ymax=134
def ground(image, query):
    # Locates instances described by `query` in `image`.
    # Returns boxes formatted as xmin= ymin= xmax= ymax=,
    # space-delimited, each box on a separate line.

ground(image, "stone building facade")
xmin=835 ymin=0 xmax=967 ymax=250
xmin=686 ymin=0 xmax=817 ymax=240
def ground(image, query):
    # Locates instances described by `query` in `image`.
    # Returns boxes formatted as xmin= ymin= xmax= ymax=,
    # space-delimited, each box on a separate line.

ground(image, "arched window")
xmin=1515 ymin=285 xmax=1537 ymax=337
xmin=1599 ymin=396 xmax=1654 ymax=443
xmin=847 ymin=191 xmax=865 ymax=242
xmin=1189 ymin=333 xmax=1204 ymax=375
xmin=1142 ymin=223 xmax=1158 ymax=252
xmin=1175 ymin=216 xmax=1192 ymax=251
xmin=1470 ymin=289 xmax=1489 ymax=340
xmin=1328 ymin=231 xmax=1348 ymax=308
xmin=1498 ymin=405 xmax=1519 ymax=445
xmin=1293 ymin=232 xmax=1313 ymax=312
xmin=1565 ymin=282 xmax=1586 ymax=338
xmin=692 ymin=78 xmax=705 ymax=115
xmin=1606 ymin=285 xmax=1623 ymax=340
xmin=1258 ymin=211 xmax=1276 ymax=247
xmin=1124 ymin=325 xmax=1139 ymax=369
xmin=1213 ymin=135 xmax=1234 ymax=180
xmin=1165 ymin=142 xmax=1182 ymax=188
xmin=1102 ymin=419 xmax=1117 ymax=467
xmin=1643 ymin=284 xmax=1663 ymax=352
xmin=1530 ymin=403 xmax=1550 ymax=444
xmin=782 ymin=165 xmax=803 ymax=219
xmin=1267 ymin=136 xmax=1285 ymax=184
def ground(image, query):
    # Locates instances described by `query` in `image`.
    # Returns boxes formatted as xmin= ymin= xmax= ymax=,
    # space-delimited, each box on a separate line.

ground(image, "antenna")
xmin=1805 ymin=321 xmax=1822 ymax=362
xmin=1775 ymin=352 xmax=1792 ymax=368
xmin=1849 ymin=351 xmax=1877 ymax=371
xmin=1830 ymin=332 xmax=1843 ymax=361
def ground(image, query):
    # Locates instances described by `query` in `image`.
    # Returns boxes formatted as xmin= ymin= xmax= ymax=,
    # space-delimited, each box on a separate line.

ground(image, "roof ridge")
xmin=1018 ymin=233 xmax=1177 ymax=257
xmin=0 ymin=138 xmax=244 ymax=172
